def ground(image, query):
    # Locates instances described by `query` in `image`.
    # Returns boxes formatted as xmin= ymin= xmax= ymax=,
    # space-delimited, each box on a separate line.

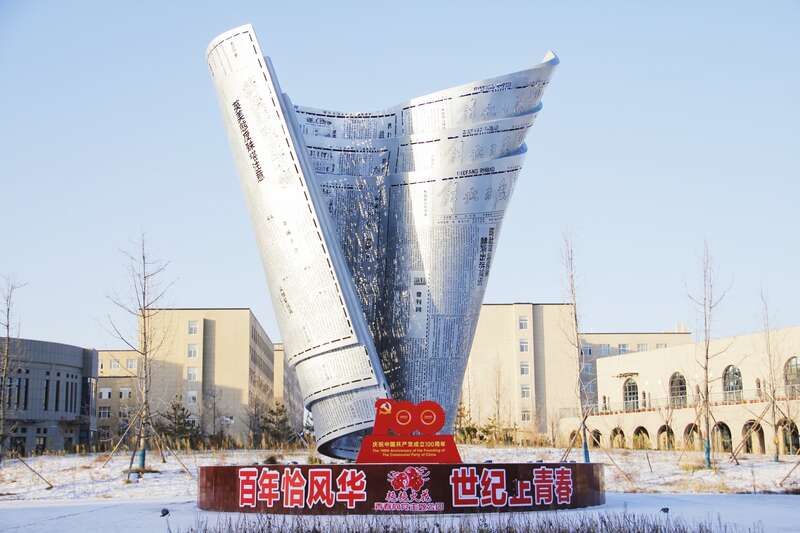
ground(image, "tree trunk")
xmin=771 ymin=399 xmax=779 ymax=462
xmin=704 ymin=362 xmax=711 ymax=468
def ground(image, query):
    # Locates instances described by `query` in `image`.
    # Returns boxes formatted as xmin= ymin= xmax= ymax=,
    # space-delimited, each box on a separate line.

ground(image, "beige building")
xmin=462 ymin=303 xmax=691 ymax=443
xmin=98 ymin=308 xmax=288 ymax=445
xmin=579 ymin=330 xmax=692 ymax=412
xmin=96 ymin=349 xmax=139 ymax=446
xmin=567 ymin=326 xmax=800 ymax=456
xmin=273 ymin=343 xmax=303 ymax=432
xmin=149 ymin=308 xmax=275 ymax=443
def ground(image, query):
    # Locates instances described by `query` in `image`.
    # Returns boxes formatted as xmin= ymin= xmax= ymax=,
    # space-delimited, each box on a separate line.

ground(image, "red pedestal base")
xmin=198 ymin=462 xmax=605 ymax=514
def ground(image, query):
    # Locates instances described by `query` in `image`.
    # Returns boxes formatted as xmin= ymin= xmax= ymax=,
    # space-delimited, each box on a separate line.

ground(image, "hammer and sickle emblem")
xmin=378 ymin=401 xmax=393 ymax=415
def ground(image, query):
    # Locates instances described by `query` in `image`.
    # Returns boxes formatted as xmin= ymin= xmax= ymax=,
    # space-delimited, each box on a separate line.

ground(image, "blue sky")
xmin=1 ymin=1 xmax=797 ymax=348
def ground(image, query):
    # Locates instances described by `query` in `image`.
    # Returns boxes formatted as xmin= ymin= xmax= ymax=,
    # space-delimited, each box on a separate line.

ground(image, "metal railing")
xmin=560 ymin=386 xmax=800 ymax=418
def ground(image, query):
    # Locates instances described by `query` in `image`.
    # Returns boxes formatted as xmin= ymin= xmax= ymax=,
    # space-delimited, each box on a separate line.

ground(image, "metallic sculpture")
xmin=207 ymin=24 xmax=558 ymax=459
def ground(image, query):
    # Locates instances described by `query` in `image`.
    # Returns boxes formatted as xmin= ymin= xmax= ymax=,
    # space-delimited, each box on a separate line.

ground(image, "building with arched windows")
xmin=564 ymin=326 xmax=800 ymax=456
xmin=462 ymin=302 xmax=691 ymax=443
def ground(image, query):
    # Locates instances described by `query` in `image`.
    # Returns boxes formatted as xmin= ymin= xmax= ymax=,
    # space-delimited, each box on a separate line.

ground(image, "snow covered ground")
xmin=1 ymin=493 xmax=797 ymax=532
xmin=0 ymin=446 xmax=798 ymax=531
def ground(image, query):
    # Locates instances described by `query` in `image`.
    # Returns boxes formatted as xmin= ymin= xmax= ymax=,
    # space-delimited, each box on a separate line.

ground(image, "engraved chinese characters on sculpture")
xmin=207 ymin=24 xmax=558 ymax=459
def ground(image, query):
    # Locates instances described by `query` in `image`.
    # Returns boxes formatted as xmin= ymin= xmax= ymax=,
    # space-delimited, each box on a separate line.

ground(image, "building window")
xmin=187 ymin=390 xmax=198 ymax=404
xmin=54 ymin=380 xmax=60 ymax=411
xmin=723 ymin=365 xmax=743 ymax=402
xmin=187 ymin=367 xmax=198 ymax=382
xmin=521 ymin=410 xmax=531 ymax=422
xmin=580 ymin=344 xmax=592 ymax=357
xmin=618 ymin=344 xmax=629 ymax=354
xmin=520 ymin=361 xmax=530 ymax=376
xmin=784 ymin=357 xmax=800 ymax=398
xmin=98 ymin=406 xmax=111 ymax=419
xmin=656 ymin=343 xmax=667 ymax=349
xmin=518 ymin=316 xmax=528 ymax=330
xmin=599 ymin=344 xmax=610 ymax=356
xmin=520 ymin=384 xmax=531 ymax=399
xmin=126 ymin=358 xmax=136 ymax=370
xmin=755 ymin=378 xmax=763 ymax=399
xmin=669 ymin=372 xmax=687 ymax=408
xmin=519 ymin=339 xmax=529 ymax=353
xmin=623 ymin=378 xmax=639 ymax=411
xmin=637 ymin=343 xmax=648 ymax=352
xmin=99 ymin=388 xmax=112 ymax=400
xmin=119 ymin=388 xmax=132 ymax=400
xmin=187 ymin=344 xmax=198 ymax=359
xmin=188 ymin=320 xmax=199 ymax=335
xmin=35 ymin=436 xmax=47 ymax=454
xmin=43 ymin=379 xmax=50 ymax=411
xmin=111 ymin=359 xmax=120 ymax=369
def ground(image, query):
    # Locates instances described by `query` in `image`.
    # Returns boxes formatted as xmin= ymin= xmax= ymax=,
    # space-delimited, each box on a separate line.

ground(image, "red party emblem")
xmin=357 ymin=399 xmax=462 ymax=464
xmin=372 ymin=400 xmax=445 ymax=436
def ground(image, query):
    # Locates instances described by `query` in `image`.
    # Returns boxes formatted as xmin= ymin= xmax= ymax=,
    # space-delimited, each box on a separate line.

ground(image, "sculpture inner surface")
xmin=207 ymin=24 xmax=558 ymax=459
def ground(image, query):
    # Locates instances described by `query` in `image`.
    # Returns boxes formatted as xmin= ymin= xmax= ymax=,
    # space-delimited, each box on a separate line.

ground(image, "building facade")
xmin=272 ymin=343 xmax=303 ymax=433
xmin=462 ymin=303 xmax=690 ymax=444
xmin=2 ymin=338 xmax=97 ymax=455
xmin=566 ymin=327 xmax=800 ymax=456
xmin=95 ymin=349 xmax=139 ymax=447
xmin=579 ymin=330 xmax=692 ymax=413
xmin=97 ymin=308 xmax=277 ymax=445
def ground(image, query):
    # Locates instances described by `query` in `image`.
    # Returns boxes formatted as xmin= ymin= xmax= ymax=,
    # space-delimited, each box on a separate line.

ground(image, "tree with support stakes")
xmin=0 ymin=276 xmax=26 ymax=466
xmin=107 ymin=235 xmax=189 ymax=480
xmin=761 ymin=289 xmax=782 ymax=463
xmin=0 ymin=277 xmax=53 ymax=489
xmin=562 ymin=233 xmax=591 ymax=464
xmin=687 ymin=241 xmax=730 ymax=469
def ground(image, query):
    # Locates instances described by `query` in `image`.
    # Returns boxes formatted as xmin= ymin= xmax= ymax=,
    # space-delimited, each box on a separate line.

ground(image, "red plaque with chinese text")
xmin=356 ymin=400 xmax=462 ymax=463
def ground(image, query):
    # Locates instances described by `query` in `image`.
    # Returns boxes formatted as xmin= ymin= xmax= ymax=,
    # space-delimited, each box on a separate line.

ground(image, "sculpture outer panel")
xmin=206 ymin=26 xmax=389 ymax=459
xmin=207 ymin=24 xmax=558 ymax=459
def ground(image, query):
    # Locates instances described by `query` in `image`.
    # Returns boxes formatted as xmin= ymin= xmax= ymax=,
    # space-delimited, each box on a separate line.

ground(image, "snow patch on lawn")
xmin=0 ymin=446 xmax=798 ymax=502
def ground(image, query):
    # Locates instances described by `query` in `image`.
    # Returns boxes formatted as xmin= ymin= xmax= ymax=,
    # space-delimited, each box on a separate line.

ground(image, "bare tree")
xmin=493 ymin=358 xmax=503 ymax=442
xmin=687 ymin=241 xmax=730 ymax=468
xmin=247 ymin=397 xmax=268 ymax=448
xmin=108 ymin=235 xmax=173 ymax=477
xmin=761 ymin=290 xmax=781 ymax=462
xmin=204 ymin=386 xmax=225 ymax=441
xmin=562 ymin=233 xmax=590 ymax=462
xmin=759 ymin=290 xmax=798 ymax=459
xmin=0 ymin=277 xmax=26 ymax=464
